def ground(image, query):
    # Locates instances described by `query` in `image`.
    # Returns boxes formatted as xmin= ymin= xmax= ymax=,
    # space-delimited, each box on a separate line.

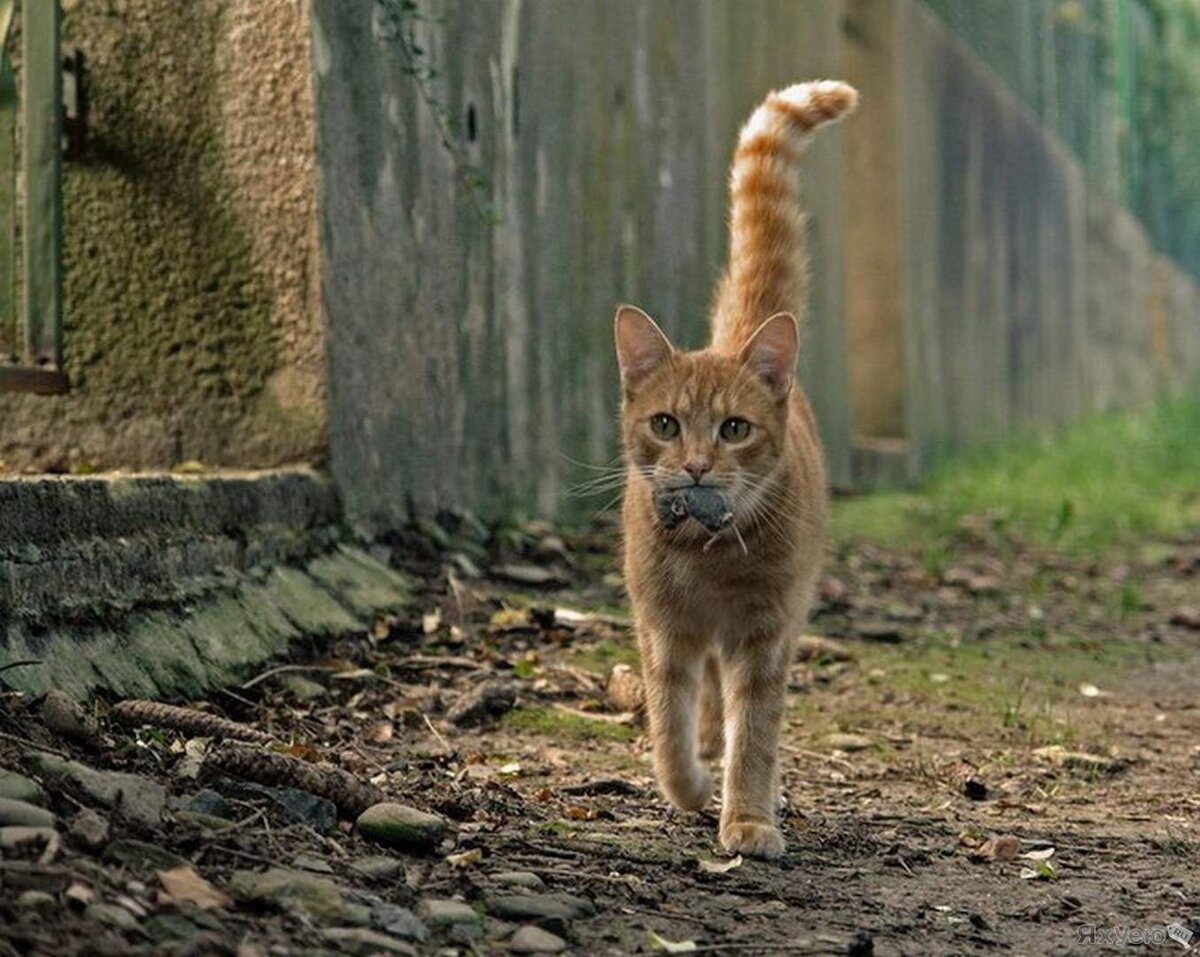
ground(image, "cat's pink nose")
xmin=683 ymin=460 xmax=712 ymax=482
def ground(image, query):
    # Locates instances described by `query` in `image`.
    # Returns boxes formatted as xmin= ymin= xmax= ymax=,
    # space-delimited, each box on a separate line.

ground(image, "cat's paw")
xmin=662 ymin=765 xmax=713 ymax=812
xmin=720 ymin=820 xmax=785 ymax=859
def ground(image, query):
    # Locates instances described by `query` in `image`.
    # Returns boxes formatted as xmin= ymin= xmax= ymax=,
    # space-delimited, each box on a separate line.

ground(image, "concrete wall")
xmin=847 ymin=0 xmax=1200 ymax=473
xmin=0 ymin=0 xmax=325 ymax=474
xmin=312 ymin=0 xmax=853 ymax=529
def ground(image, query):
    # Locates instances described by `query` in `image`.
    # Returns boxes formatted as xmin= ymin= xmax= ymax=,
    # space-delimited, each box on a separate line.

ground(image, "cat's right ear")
xmin=615 ymin=304 xmax=673 ymax=392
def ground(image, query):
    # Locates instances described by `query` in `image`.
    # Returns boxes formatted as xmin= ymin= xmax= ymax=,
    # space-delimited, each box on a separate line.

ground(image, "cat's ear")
xmin=740 ymin=312 xmax=799 ymax=400
xmin=614 ymin=304 xmax=674 ymax=391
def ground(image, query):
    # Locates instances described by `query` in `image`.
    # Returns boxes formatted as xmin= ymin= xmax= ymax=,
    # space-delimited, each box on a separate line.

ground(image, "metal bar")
xmin=0 ymin=364 xmax=68 ymax=394
xmin=0 ymin=0 xmax=15 ymax=363
xmin=21 ymin=0 xmax=62 ymax=368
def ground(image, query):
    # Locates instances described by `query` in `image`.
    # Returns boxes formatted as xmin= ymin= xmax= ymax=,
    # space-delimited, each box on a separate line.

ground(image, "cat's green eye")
xmin=720 ymin=417 xmax=752 ymax=442
xmin=650 ymin=413 xmax=681 ymax=439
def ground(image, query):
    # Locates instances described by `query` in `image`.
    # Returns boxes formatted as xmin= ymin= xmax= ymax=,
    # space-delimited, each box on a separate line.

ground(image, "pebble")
xmin=229 ymin=868 xmax=345 ymax=922
xmin=85 ymin=902 xmax=140 ymax=932
xmin=178 ymin=789 xmax=234 ymax=820
xmin=356 ymin=802 xmax=446 ymax=852
xmin=0 ymin=769 xmax=46 ymax=805
xmin=350 ymin=855 xmax=405 ymax=882
xmin=104 ymin=838 xmax=187 ymax=872
xmin=26 ymin=752 xmax=165 ymax=828
xmin=492 ymin=871 xmax=546 ymax=890
xmin=510 ymin=925 xmax=569 ymax=954
xmin=292 ymin=852 xmax=335 ymax=874
xmin=0 ymin=797 xmax=55 ymax=828
xmin=417 ymin=898 xmax=483 ymax=929
xmin=280 ymin=674 xmax=327 ymax=701
xmin=320 ymin=928 xmax=417 ymax=955
xmin=371 ymin=903 xmax=429 ymax=942
xmin=17 ymin=890 xmax=57 ymax=911
xmin=487 ymin=893 xmax=595 ymax=922
xmin=68 ymin=809 xmax=111 ymax=850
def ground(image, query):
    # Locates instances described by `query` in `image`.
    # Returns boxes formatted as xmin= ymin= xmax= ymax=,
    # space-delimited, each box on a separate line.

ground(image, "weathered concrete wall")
xmin=0 ymin=0 xmax=325 ymax=474
xmin=849 ymin=0 xmax=1200 ymax=471
xmin=0 ymin=471 xmax=410 ymax=699
xmin=313 ymin=0 xmax=852 ymax=528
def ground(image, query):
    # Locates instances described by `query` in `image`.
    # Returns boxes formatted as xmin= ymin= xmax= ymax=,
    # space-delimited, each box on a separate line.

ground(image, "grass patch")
xmin=833 ymin=391 xmax=1200 ymax=552
xmin=501 ymin=705 xmax=639 ymax=742
xmin=564 ymin=638 xmax=640 ymax=675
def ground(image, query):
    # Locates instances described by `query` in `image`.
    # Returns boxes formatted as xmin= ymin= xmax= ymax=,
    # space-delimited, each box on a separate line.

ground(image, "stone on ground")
xmin=356 ymin=802 xmax=446 ymax=852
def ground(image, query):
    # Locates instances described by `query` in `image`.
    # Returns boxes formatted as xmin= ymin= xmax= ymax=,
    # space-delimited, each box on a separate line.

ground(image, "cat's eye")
xmin=719 ymin=417 xmax=752 ymax=442
xmin=650 ymin=413 xmax=680 ymax=439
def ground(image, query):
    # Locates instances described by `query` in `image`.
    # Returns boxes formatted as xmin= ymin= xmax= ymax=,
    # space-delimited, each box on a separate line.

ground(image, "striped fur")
xmin=711 ymin=81 xmax=859 ymax=353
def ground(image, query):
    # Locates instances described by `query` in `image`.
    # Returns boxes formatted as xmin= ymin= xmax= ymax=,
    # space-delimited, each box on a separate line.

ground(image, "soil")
xmin=1 ymin=513 xmax=1198 ymax=956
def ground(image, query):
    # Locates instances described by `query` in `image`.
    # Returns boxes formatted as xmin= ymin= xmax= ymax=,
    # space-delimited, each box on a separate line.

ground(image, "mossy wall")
xmin=0 ymin=0 xmax=325 ymax=474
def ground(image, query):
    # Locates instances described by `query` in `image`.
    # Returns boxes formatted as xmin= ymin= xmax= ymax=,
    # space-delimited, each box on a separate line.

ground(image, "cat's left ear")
xmin=740 ymin=313 xmax=799 ymax=400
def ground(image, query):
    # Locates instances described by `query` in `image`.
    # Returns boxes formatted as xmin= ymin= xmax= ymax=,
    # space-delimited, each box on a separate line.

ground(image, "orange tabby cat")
xmin=614 ymin=81 xmax=858 ymax=858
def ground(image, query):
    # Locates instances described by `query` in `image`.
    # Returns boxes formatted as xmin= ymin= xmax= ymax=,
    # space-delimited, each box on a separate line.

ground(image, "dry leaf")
xmin=498 ymin=762 xmax=522 ymax=776
xmin=1019 ymin=860 xmax=1058 ymax=880
xmin=1021 ymin=847 xmax=1055 ymax=861
xmin=158 ymin=866 xmax=232 ymax=910
xmin=698 ymin=854 xmax=744 ymax=874
xmin=422 ymin=609 xmax=442 ymax=634
xmin=649 ymin=930 xmax=698 ymax=953
xmin=1078 ymin=683 xmax=1104 ymax=698
xmin=446 ymin=848 xmax=483 ymax=868
xmin=969 ymin=834 xmax=1021 ymax=862
xmin=490 ymin=608 xmax=530 ymax=630
xmin=565 ymin=804 xmax=599 ymax=821
xmin=364 ymin=721 xmax=394 ymax=744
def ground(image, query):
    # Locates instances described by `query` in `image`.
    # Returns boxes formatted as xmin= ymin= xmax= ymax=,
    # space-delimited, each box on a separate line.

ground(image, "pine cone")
xmin=110 ymin=699 xmax=273 ymax=744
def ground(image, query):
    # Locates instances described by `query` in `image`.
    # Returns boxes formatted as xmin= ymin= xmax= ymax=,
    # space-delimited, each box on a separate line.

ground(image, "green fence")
xmin=0 ymin=0 xmax=66 ymax=395
xmin=920 ymin=0 xmax=1200 ymax=282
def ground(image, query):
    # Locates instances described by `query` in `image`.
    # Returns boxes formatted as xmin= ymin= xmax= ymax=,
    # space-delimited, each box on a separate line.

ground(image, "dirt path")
xmin=2 ymin=518 xmax=1198 ymax=955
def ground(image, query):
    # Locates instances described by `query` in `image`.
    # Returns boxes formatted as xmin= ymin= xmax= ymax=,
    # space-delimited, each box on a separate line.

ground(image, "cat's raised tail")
xmin=711 ymin=80 xmax=858 ymax=354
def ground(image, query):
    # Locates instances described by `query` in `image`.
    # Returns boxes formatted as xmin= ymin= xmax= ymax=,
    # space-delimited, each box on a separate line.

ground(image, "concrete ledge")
xmin=0 ymin=470 xmax=410 ymax=699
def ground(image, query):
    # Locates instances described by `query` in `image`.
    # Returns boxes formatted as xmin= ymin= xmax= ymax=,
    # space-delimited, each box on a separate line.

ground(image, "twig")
xmin=422 ymin=713 xmax=452 ymax=752
xmin=0 ymin=731 xmax=70 ymax=758
xmin=241 ymin=664 xmax=334 ymax=691
xmin=0 ymin=659 xmax=43 ymax=674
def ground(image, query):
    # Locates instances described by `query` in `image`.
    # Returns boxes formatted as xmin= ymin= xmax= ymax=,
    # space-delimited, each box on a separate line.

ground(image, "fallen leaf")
xmin=564 ymin=804 xmax=599 ymax=821
xmin=490 ymin=607 xmax=530 ymax=631
xmin=1078 ymin=683 xmax=1105 ymax=698
xmin=698 ymin=854 xmax=744 ymax=874
xmin=422 ymin=609 xmax=442 ymax=634
xmin=498 ymin=762 xmax=522 ymax=777
xmin=969 ymin=834 xmax=1021 ymax=863
xmin=649 ymin=930 xmax=698 ymax=953
xmin=445 ymin=848 xmax=483 ymax=868
xmin=1019 ymin=860 xmax=1058 ymax=881
xmin=1021 ymin=847 xmax=1055 ymax=861
xmin=158 ymin=866 xmax=232 ymax=910
xmin=364 ymin=721 xmax=393 ymax=744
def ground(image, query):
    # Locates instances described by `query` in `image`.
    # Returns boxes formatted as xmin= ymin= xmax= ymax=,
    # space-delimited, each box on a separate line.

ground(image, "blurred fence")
xmin=920 ymin=0 xmax=1200 ymax=282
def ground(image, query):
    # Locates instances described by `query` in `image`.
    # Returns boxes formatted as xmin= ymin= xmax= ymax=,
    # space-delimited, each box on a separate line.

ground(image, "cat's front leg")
xmin=719 ymin=634 xmax=790 ymax=858
xmin=640 ymin=633 xmax=713 ymax=812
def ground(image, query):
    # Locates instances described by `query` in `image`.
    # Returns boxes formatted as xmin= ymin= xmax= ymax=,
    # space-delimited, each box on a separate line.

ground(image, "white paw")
xmin=662 ymin=765 xmax=713 ymax=812
xmin=720 ymin=820 xmax=785 ymax=859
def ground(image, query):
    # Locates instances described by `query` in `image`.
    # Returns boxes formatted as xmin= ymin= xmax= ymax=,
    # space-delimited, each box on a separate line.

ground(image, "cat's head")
xmin=614 ymin=304 xmax=797 ymax=534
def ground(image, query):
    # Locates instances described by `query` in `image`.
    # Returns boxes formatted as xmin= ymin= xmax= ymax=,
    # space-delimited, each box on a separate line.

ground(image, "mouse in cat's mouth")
xmin=653 ymin=485 xmax=735 ymax=534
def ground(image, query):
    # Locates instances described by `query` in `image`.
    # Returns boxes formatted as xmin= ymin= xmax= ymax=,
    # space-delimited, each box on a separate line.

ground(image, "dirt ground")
xmin=2 ymin=511 xmax=1199 ymax=956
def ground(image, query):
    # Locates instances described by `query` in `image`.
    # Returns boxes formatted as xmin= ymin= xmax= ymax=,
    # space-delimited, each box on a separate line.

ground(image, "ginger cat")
xmin=614 ymin=81 xmax=858 ymax=858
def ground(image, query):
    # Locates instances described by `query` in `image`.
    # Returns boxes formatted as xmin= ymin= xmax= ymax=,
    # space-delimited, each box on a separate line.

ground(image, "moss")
xmin=501 ymin=705 xmax=639 ymax=743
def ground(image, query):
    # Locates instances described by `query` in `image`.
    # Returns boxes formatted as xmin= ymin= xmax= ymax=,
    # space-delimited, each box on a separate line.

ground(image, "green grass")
xmin=501 ymin=705 xmax=639 ymax=742
xmin=833 ymin=391 xmax=1200 ymax=552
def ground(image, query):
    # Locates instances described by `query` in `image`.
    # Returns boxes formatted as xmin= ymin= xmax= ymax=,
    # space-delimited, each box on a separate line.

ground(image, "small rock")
xmin=487 ymin=893 xmax=595 ymax=922
xmin=510 ymin=924 xmax=568 ymax=954
xmin=85 ymin=901 xmax=140 ymax=932
xmin=794 ymin=635 xmax=854 ymax=662
xmin=963 ymin=778 xmax=988 ymax=802
xmin=320 ymin=928 xmax=417 ymax=955
xmin=65 ymin=883 xmax=95 ymax=910
xmin=350 ymin=855 xmax=405 ymax=882
xmin=607 ymin=664 xmax=645 ymax=713
xmin=416 ymin=898 xmax=482 ymax=929
xmin=68 ymin=808 xmax=111 ymax=850
xmin=357 ymin=803 xmax=446 ymax=852
xmin=179 ymin=789 xmax=235 ymax=820
xmin=104 ymin=839 xmax=188 ymax=872
xmin=229 ymin=868 xmax=345 ymax=922
xmin=0 ymin=769 xmax=46 ymax=805
xmin=0 ymin=797 xmax=55 ymax=828
xmin=371 ymin=902 xmax=429 ymax=942
xmin=821 ymin=733 xmax=875 ymax=752
xmin=0 ymin=826 xmax=61 ymax=860
xmin=222 ymin=782 xmax=337 ymax=833
xmin=491 ymin=871 xmax=545 ymax=891
xmin=445 ymin=681 xmax=517 ymax=727
xmin=26 ymin=753 xmax=165 ymax=828
xmin=16 ymin=889 xmax=56 ymax=910
xmin=848 ymin=930 xmax=874 ymax=956
xmin=40 ymin=690 xmax=99 ymax=746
